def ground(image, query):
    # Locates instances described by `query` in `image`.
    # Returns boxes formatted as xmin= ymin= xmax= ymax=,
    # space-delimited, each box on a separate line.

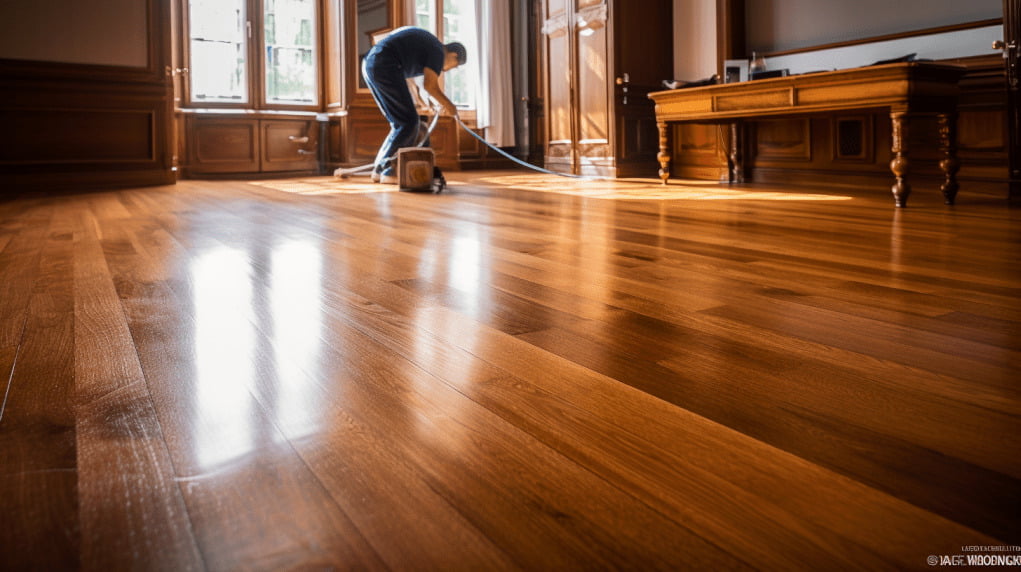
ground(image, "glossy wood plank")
xmin=1 ymin=173 xmax=1019 ymax=569
xmin=72 ymin=202 xmax=204 ymax=570
xmin=322 ymin=274 xmax=1000 ymax=567
xmin=99 ymin=203 xmax=388 ymax=570
xmin=157 ymin=190 xmax=741 ymax=569
xmin=0 ymin=204 xmax=78 ymax=569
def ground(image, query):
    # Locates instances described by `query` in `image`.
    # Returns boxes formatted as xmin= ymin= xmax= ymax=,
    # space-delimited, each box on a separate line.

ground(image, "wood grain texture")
xmin=0 ymin=172 xmax=1018 ymax=569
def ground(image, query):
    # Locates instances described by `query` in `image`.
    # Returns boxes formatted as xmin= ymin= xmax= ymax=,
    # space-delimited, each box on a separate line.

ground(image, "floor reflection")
xmin=270 ymin=240 xmax=324 ymax=439
xmin=449 ymin=235 xmax=482 ymax=298
xmin=475 ymin=174 xmax=854 ymax=201
xmin=192 ymin=247 xmax=256 ymax=471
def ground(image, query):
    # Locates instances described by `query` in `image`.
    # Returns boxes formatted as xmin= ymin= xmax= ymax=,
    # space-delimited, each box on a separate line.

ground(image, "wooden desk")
xmin=649 ymin=63 xmax=967 ymax=207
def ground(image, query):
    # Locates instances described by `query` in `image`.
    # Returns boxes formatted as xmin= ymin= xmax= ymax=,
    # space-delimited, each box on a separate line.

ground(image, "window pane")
xmin=265 ymin=0 xmax=317 ymax=105
xmin=415 ymin=0 xmax=436 ymax=34
xmin=189 ymin=0 xmax=247 ymax=103
xmin=442 ymin=0 xmax=477 ymax=109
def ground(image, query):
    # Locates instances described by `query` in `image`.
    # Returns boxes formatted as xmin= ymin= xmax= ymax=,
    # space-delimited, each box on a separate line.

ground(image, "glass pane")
xmin=415 ymin=0 xmax=436 ymax=33
xmin=189 ymin=0 xmax=248 ymax=103
xmin=442 ymin=0 xmax=477 ymax=109
xmin=265 ymin=0 xmax=317 ymax=105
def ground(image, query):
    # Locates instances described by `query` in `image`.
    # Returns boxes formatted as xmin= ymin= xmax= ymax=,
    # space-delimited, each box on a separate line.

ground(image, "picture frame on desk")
xmin=724 ymin=60 xmax=748 ymax=83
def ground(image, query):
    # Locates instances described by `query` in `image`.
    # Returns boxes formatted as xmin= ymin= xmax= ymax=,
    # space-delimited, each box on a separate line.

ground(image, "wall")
xmin=672 ymin=0 xmax=717 ymax=81
xmin=746 ymin=0 xmax=1002 ymax=53
xmin=0 ymin=0 xmax=148 ymax=67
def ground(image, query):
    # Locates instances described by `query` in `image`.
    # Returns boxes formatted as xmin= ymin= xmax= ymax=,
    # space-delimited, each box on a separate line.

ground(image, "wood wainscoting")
xmin=669 ymin=54 xmax=1010 ymax=191
xmin=178 ymin=113 xmax=321 ymax=178
xmin=0 ymin=65 xmax=174 ymax=192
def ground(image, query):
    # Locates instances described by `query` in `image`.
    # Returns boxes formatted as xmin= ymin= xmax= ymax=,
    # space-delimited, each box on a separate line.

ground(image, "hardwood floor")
xmin=1 ymin=172 xmax=1018 ymax=570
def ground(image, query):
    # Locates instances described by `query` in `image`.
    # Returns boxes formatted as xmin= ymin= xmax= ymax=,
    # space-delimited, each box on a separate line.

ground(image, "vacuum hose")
xmin=454 ymin=116 xmax=600 ymax=179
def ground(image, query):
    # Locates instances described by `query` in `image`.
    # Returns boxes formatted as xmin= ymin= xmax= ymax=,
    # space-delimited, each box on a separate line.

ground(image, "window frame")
xmin=179 ymin=0 xmax=322 ymax=111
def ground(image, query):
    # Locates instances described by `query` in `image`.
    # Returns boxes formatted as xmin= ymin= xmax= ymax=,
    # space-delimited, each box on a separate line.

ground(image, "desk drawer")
xmin=714 ymin=88 xmax=794 ymax=112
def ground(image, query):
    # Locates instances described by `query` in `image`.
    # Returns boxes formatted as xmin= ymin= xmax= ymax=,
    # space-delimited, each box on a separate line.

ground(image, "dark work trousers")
xmin=362 ymin=47 xmax=420 ymax=176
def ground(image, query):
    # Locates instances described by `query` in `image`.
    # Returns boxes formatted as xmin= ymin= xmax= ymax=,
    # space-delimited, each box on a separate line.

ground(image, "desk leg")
xmin=657 ymin=121 xmax=670 ymax=185
xmin=890 ymin=111 xmax=911 ymax=207
xmin=729 ymin=121 xmax=744 ymax=183
xmin=938 ymin=112 xmax=960 ymax=205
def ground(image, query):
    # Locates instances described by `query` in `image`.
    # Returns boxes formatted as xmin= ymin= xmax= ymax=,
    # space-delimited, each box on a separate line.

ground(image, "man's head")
xmin=443 ymin=42 xmax=467 ymax=71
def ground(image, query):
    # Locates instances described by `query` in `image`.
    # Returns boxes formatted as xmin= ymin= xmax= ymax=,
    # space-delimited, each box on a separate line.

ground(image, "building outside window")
xmin=186 ymin=0 xmax=318 ymax=108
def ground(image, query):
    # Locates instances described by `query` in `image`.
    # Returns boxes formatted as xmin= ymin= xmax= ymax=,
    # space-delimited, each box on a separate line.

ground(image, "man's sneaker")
xmin=371 ymin=171 xmax=381 ymax=183
xmin=379 ymin=173 xmax=399 ymax=185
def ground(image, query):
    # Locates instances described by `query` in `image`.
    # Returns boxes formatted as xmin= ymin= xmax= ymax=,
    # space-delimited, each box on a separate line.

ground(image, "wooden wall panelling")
xmin=182 ymin=115 xmax=325 ymax=176
xmin=261 ymin=120 xmax=318 ymax=172
xmin=954 ymin=54 xmax=1009 ymax=181
xmin=670 ymin=123 xmax=728 ymax=181
xmin=0 ymin=76 xmax=174 ymax=191
xmin=455 ymin=121 xmax=486 ymax=170
xmin=341 ymin=106 xmax=389 ymax=167
xmin=327 ymin=115 xmax=347 ymax=166
xmin=0 ymin=0 xmax=174 ymax=193
xmin=184 ymin=116 xmax=260 ymax=175
xmin=752 ymin=118 xmax=812 ymax=162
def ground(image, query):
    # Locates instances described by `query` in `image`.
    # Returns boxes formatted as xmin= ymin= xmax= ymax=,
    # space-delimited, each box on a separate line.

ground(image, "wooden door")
xmin=574 ymin=0 xmax=611 ymax=175
xmin=543 ymin=0 xmax=576 ymax=173
xmin=611 ymin=0 xmax=672 ymax=177
xmin=1004 ymin=0 xmax=1020 ymax=199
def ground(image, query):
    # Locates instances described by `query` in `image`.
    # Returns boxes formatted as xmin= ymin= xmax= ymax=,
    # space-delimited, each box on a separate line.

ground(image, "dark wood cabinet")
xmin=540 ymin=0 xmax=672 ymax=177
xmin=181 ymin=114 xmax=318 ymax=177
xmin=262 ymin=120 xmax=320 ymax=172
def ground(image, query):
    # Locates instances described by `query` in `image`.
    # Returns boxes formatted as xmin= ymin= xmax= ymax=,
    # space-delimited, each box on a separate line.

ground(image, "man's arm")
xmin=422 ymin=67 xmax=459 ymax=118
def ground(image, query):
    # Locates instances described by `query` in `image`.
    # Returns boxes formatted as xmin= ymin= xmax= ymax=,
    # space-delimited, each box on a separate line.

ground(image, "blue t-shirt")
xmin=375 ymin=27 xmax=446 ymax=79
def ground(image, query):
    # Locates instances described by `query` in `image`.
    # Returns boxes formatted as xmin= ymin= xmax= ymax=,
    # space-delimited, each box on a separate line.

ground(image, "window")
xmin=413 ymin=0 xmax=478 ymax=109
xmin=264 ymin=0 xmax=317 ymax=104
xmin=185 ymin=0 xmax=318 ymax=108
xmin=189 ymin=0 xmax=248 ymax=103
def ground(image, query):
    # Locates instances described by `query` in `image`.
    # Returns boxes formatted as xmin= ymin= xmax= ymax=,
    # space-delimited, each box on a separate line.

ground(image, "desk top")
xmin=649 ymin=62 xmax=967 ymax=122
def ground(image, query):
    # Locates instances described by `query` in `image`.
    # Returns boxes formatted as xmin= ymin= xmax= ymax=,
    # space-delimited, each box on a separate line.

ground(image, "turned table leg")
xmin=890 ymin=111 xmax=911 ymax=208
xmin=938 ymin=111 xmax=960 ymax=205
xmin=657 ymin=121 xmax=670 ymax=185
xmin=729 ymin=121 xmax=744 ymax=184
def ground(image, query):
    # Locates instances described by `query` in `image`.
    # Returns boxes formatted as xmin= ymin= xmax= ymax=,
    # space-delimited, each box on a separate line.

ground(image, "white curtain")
xmin=476 ymin=0 xmax=515 ymax=147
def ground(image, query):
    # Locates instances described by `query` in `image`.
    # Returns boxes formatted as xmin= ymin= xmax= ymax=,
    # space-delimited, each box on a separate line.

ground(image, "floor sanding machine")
xmin=334 ymin=111 xmax=446 ymax=193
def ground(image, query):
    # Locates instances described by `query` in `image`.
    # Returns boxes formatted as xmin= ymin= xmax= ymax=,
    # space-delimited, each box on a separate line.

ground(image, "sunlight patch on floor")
xmin=246 ymin=173 xmax=854 ymax=202
xmin=472 ymin=174 xmax=854 ymax=201
xmin=248 ymin=177 xmax=396 ymax=195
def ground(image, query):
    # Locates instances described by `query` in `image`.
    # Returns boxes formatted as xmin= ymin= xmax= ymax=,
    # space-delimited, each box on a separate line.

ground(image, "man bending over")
xmin=362 ymin=27 xmax=466 ymax=184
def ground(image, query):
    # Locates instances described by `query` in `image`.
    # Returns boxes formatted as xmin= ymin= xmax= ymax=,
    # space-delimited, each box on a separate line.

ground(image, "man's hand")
xmin=423 ymin=67 xmax=459 ymax=119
